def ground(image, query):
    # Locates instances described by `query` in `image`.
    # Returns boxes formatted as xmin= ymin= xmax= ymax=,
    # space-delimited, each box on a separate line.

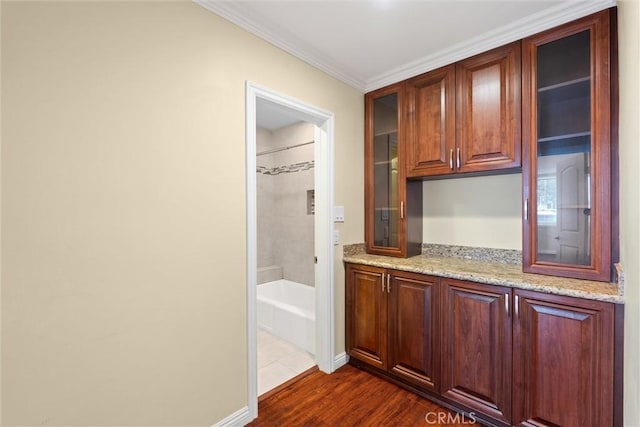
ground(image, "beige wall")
xmin=422 ymin=174 xmax=522 ymax=249
xmin=618 ymin=1 xmax=640 ymax=425
xmin=0 ymin=2 xmax=363 ymax=425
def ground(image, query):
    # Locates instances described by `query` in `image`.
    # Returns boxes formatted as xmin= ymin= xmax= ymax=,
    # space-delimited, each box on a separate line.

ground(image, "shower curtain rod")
xmin=256 ymin=140 xmax=314 ymax=157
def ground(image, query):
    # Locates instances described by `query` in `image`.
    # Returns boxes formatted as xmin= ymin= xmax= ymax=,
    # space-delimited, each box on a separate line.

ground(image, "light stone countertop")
xmin=343 ymin=252 xmax=624 ymax=304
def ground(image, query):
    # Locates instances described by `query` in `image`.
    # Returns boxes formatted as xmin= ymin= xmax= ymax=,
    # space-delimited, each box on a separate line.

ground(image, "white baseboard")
xmin=334 ymin=352 xmax=348 ymax=369
xmin=212 ymin=406 xmax=253 ymax=427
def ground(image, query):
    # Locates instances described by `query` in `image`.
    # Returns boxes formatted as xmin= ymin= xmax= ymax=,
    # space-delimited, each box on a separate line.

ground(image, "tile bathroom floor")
xmin=258 ymin=329 xmax=316 ymax=396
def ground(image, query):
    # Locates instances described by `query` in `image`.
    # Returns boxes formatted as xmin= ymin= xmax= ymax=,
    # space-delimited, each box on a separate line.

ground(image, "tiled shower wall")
xmin=257 ymin=122 xmax=315 ymax=287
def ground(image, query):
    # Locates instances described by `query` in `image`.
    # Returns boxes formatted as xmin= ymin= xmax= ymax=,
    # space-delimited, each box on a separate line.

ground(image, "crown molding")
xmin=194 ymin=0 xmax=616 ymax=94
xmin=194 ymin=0 xmax=368 ymax=92
xmin=365 ymin=0 xmax=617 ymax=92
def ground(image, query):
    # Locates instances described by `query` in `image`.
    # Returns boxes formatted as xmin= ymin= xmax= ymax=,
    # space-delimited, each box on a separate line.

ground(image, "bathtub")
xmin=257 ymin=279 xmax=315 ymax=355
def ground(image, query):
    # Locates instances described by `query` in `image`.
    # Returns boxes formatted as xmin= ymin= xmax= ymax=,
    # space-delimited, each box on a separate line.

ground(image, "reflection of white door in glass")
xmin=555 ymin=153 xmax=590 ymax=265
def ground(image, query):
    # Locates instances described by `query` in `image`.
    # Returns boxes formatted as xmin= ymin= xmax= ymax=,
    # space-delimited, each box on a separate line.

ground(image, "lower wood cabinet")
xmin=346 ymin=264 xmax=387 ymax=370
xmin=513 ymin=290 xmax=615 ymax=427
xmin=388 ymin=269 xmax=440 ymax=391
xmin=346 ymin=263 xmax=439 ymax=392
xmin=441 ymin=279 xmax=513 ymax=425
xmin=345 ymin=262 xmax=618 ymax=427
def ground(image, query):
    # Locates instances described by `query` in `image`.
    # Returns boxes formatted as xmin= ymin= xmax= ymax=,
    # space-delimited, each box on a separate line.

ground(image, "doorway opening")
xmin=256 ymin=117 xmax=316 ymax=395
xmin=245 ymin=82 xmax=335 ymax=420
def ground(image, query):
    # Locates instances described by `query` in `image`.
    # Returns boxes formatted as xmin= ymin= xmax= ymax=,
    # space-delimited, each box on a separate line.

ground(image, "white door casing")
xmin=245 ymin=82 xmax=335 ymax=421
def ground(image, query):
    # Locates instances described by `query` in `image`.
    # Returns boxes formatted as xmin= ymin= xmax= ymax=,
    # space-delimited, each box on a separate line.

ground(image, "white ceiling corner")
xmin=194 ymin=0 xmax=368 ymax=90
xmin=194 ymin=0 xmax=617 ymax=94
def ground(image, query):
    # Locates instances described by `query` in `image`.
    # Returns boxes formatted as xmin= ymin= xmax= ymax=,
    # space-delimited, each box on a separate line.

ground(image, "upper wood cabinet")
xmin=457 ymin=42 xmax=522 ymax=173
xmin=365 ymin=83 xmax=422 ymax=257
xmin=406 ymin=65 xmax=456 ymax=177
xmin=522 ymin=10 xmax=612 ymax=281
xmin=406 ymin=42 xmax=521 ymax=177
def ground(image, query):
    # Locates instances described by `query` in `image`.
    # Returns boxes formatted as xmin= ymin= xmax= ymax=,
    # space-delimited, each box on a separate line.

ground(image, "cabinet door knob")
xmin=449 ymin=149 xmax=454 ymax=170
xmin=456 ymin=147 xmax=461 ymax=169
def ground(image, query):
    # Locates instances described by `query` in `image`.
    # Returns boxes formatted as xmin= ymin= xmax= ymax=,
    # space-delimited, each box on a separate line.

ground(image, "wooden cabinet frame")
xmin=365 ymin=83 xmax=423 ymax=257
xmin=441 ymin=279 xmax=513 ymax=425
xmin=522 ymin=10 xmax=612 ymax=281
xmin=406 ymin=65 xmax=457 ymax=177
xmin=346 ymin=264 xmax=440 ymax=393
xmin=405 ymin=42 xmax=521 ymax=178
xmin=513 ymin=290 xmax=615 ymax=427
xmin=345 ymin=263 xmax=619 ymax=427
xmin=388 ymin=271 xmax=440 ymax=392
xmin=456 ymin=42 xmax=522 ymax=174
xmin=345 ymin=264 xmax=387 ymax=369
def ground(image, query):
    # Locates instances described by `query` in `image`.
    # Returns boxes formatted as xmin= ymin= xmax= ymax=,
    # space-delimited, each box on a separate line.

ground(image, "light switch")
xmin=334 ymin=206 xmax=345 ymax=222
xmin=333 ymin=230 xmax=340 ymax=245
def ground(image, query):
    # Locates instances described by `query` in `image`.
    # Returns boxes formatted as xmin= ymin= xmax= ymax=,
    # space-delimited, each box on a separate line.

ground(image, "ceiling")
xmin=256 ymin=97 xmax=306 ymax=130
xmin=195 ymin=0 xmax=615 ymax=93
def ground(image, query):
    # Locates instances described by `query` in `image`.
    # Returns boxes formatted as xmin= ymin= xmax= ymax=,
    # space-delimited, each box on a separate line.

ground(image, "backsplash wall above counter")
xmin=421 ymin=173 xmax=522 ymax=250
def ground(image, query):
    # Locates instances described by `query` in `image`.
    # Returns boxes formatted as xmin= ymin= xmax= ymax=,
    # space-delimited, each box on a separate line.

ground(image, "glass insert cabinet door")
xmin=365 ymin=83 xmax=407 ymax=256
xmin=373 ymin=130 xmax=398 ymax=248
xmin=523 ymin=10 xmax=611 ymax=281
xmin=371 ymin=91 xmax=400 ymax=249
xmin=536 ymin=31 xmax=592 ymax=266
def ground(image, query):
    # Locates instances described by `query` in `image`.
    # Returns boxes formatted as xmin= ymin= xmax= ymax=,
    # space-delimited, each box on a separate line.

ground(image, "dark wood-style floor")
xmin=248 ymin=364 xmax=478 ymax=427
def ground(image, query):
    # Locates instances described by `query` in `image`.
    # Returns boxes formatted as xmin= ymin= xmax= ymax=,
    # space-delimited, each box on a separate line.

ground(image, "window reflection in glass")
xmin=537 ymin=175 xmax=557 ymax=226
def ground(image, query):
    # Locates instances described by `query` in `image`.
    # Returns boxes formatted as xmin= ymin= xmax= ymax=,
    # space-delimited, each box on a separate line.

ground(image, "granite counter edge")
xmin=343 ymin=255 xmax=624 ymax=304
